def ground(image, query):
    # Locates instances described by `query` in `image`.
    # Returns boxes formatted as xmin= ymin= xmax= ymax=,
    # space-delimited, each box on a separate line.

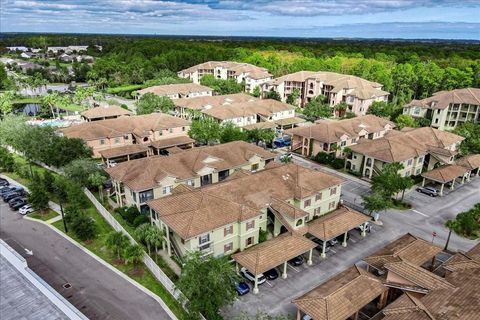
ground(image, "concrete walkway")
xmin=158 ymin=250 xmax=182 ymax=276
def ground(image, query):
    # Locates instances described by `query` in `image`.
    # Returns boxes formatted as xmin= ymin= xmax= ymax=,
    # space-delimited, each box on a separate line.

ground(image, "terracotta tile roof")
xmin=149 ymin=136 xmax=195 ymax=149
xmin=99 ymin=144 xmax=150 ymax=159
xmin=364 ymin=234 xmax=443 ymax=273
xmin=60 ymin=113 xmax=190 ymax=141
xmin=81 ymin=105 xmax=132 ymax=119
xmin=405 ymin=88 xmax=480 ymax=110
xmin=179 ymin=61 xmax=271 ymax=79
xmin=287 ymin=115 xmax=395 ymax=144
xmin=350 ymin=127 xmax=464 ymax=163
xmin=202 ymin=99 xmax=294 ymax=121
xmin=147 ymin=164 xmax=342 ymax=239
xmin=106 ymin=141 xmax=276 ymax=191
xmin=269 ymin=198 xmax=309 ymax=220
xmin=456 ymin=154 xmax=480 ymax=170
xmin=307 ymin=206 xmax=370 ymax=241
xmin=442 ymin=243 xmax=480 ymax=272
xmin=233 ymin=233 xmax=316 ymax=275
xmin=466 ymin=242 xmax=480 ymax=260
xmin=381 ymin=293 xmax=435 ymax=320
xmin=242 ymin=121 xmax=278 ymax=131
xmin=174 ymin=93 xmax=257 ymax=110
xmin=137 ymin=83 xmax=212 ymax=96
xmin=274 ymin=116 xmax=306 ymax=126
xmin=421 ymin=165 xmax=469 ymax=183
xmin=164 ymin=146 xmax=185 ymax=155
xmin=293 ymin=265 xmax=387 ymax=320
xmin=385 ymin=261 xmax=455 ymax=291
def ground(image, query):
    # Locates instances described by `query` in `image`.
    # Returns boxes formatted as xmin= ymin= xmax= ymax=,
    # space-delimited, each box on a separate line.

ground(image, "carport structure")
xmin=456 ymin=154 xmax=480 ymax=178
xmin=421 ymin=164 xmax=470 ymax=196
xmin=99 ymin=144 xmax=152 ymax=165
xmin=307 ymin=206 xmax=371 ymax=258
xmin=233 ymin=233 xmax=316 ymax=294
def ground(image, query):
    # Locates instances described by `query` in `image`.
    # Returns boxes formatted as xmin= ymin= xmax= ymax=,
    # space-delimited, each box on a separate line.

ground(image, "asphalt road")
xmin=0 ymin=202 xmax=172 ymax=320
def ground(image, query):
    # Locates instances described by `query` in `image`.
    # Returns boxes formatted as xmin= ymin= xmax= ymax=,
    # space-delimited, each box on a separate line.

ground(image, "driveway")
xmin=0 ymin=202 xmax=173 ymax=320
xmin=224 ymin=155 xmax=480 ymax=317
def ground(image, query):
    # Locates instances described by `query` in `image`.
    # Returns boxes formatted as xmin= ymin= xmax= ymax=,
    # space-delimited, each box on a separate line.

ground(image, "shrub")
xmin=259 ymin=229 xmax=268 ymax=243
xmin=331 ymin=158 xmax=345 ymax=169
xmin=314 ymin=152 xmax=333 ymax=164
xmin=71 ymin=215 xmax=97 ymax=241
xmin=133 ymin=214 xmax=150 ymax=227
xmin=115 ymin=205 xmax=142 ymax=226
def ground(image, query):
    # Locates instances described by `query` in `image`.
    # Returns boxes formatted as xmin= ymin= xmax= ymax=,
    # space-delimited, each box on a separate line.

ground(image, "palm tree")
xmin=146 ymin=227 xmax=165 ymax=262
xmin=124 ymin=244 xmax=144 ymax=271
xmin=42 ymin=92 xmax=59 ymax=118
xmin=88 ymin=172 xmax=107 ymax=202
xmin=135 ymin=223 xmax=151 ymax=254
xmin=106 ymin=231 xmax=130 ymax=260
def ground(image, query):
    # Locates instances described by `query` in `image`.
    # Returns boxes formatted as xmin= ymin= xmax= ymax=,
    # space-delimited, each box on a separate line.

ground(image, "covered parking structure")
xmin=149 ymin=136 xmax=195 ymax=155
xmin=99 ymin=144 xmax=153 ymax=166
xmin=421 ymin=164 xmax=470 ymax=196
xmin=307 ymin=206 xmax=371 ymax=258
xmin=456 ymin=154 xmax=480 ymax=178
xmin=233 ymin=233 xmax=316 ymax=294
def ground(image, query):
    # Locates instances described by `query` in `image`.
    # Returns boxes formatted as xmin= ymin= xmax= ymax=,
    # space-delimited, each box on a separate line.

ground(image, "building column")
xmin=377 ymin=290 xmax=389 ymax=309
xmin=165 ymin=224 xmax=172 ymax=256
xmin=422 ymin=177 xmax=426 ymax=187
xmin=440 ymin=183 xmax=444 ymax=196
xmin=461 ymin=175 xmax=465 ymax=184
xmin=253 ymin=275 xmax=259 ymax=294
xmin=296 ymin=310 xmax=302 ymax=320
xmin=361 ymin=223 xmax=367 ymax=237
xmin=342 ymin=232 xmax=348 ymax=247
xmin=450 ymin=179 xmax=455 ymax=190
xmin=467 ymin=172 xmax=471 ymax=182
xmin=235 ymin=262 xmax=239 ymax=274
xmin=307 ymin=249 xmax=313 ymax=266
xmin=127 ymin=154 xmax=130 ymax=161
xmin=161 ymin=223 xmax=166 ymax=251
xmin=282 ymin=261 xmax=288 ymax=279
xmin=321 ymin=241 xmax=327 ymax=258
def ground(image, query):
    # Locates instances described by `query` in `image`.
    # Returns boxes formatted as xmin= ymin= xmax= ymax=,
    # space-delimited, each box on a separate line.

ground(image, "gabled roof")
xmin=202 ymin=99 xmax=294 ymax=121
xmin=456 ymin=154 xmax=480 ymax=171
xmin=364 ymin=233 xmax=443 ymax=272
xmin=287 ymin=115 xmax=394 ymax=144
xmin=385 ymin=261 xmax=455 ymax=291
xmin=269 ymin=198 xmax=309 ymax=220
xmin=442 ymin=243 xmax=480 ymax=272
xmin=422 ymin=164 xmax=469 ymax=183
xmin=405 ymin=88 xmax=480 ymax=110
xmin=179 ymin=61 xmax=272 ymax=79
xmin=233 ymin=233 xmax=316 ymax=275
xmin=106 ymin=141 xmax=276 ymax=191
xmin=99 ymin=144 xmax=150 ymax=159
xmin=293 ymin=265 xmax=387 ymax=320
xmin=174 ymin=93 xmax=257 ymax=110
xmin=81 ymin=105 xmax=132 ymax=120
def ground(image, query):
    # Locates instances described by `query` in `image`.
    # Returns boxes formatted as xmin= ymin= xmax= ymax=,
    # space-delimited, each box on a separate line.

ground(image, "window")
xmin=404 ymin=172 xmax=410 ymax=177
xmin=182 ymin=126 xmax=186 ymax=132
xmin=218 ymin=170 xmax=230 ymax=181
xmin=124 ymin=135 xmax=129 ymax=140
xmin=169 ymin=128 xmax=173 ymax=133
xmin=304 ymin=199 xmax=311 ymax=207
xmin=330 ymin=187 xmax=337 ymax=196
xmin=201 ymin=174 xmax=212 ymax=186
xmin=224 ymin=242 xmax=233 ymax=253
xmin=341 ymin=141 xmax=346 ymax=147
xmin=351 ymin=138 xmax=357 ymax=144
xmin=245 ymin=236 xmax=254 ymax=247
xmin=418 ymin=156 xmax=424 ymax=163
xmin=251 ymin=163 xmax=259 ymax=171
xmin=199 ymin=234 xmax=210 ymax=245
xmin=407 ymin=159 xmax=413 ymax=166
xmin=224 ymin=225 xmax=233 ymax=237
xmin=114 ymin=137 xmax=120 ymax=144
xmin=131 ymin=191 xmax=137 ymax=203
xmin=100 ymin=139 xmax=105 ymax=145
xmin=314 ymin=207 xmax=321 ymax=215
xmin=296 ymin=219 xmax=303 ymax=227
xmin=187 ymin=179 xmax=195 ymax=187
xmin=162 ymin=185 xmax=173 ymax=195
xmin=139 ymin=189 xmax=154 ymax=203
xmin=246 ymin=220 xmax=255 ymax=231
xmin=328 ymin=201 xmax=336 ymax=210
xmin=315 ymin=193 xmax=322 ymax=201
xmin=416 ymin=168 xmax=421 ymax=175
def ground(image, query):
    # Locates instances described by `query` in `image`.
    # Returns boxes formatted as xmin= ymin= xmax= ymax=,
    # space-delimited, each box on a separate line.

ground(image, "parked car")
xmin=240 ymin=267 xmax=267 ymax=285
xmin=264 ymin=268 xmax=279 ymax=280
xmin=235 ymin=282 xmax=250 ymax=296
xmin=310 ymin=238 xmax=332 ymax=252
xmin=288 ymin=255 xmax=305 ymax=266
xmin=327 ymin=238 xmax=338 ymax=246
xmin=3 ymin=192 xmax=21 ymax=202
xmin=273 ymin=135 xmax=292 ymax=148
xmin=0 ymin=186 xmax=14 ymax=195
xmin=19 ymin=204 xmax=34 ymax=215
xmin=0 ymin=178 xmax=9 ymax=187
xmin=303 ymin=316 xmax=312 ymax=320
xmin=10 ymin=198 xmax=27 ymax=211
xmin=416 ymin=186 xmax=439 ymax=197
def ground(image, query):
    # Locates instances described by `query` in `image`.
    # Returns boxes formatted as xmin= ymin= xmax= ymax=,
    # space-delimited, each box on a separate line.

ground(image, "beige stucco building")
xmin=403 ymin=88 xmax=480 ymax=131
xmin=177 ymin=61 xmax=273 ymax=93
xmin=137 ymin=83 xmax=213 ymax=100
xmin=262 ymin=71 xmax=389 ymax=116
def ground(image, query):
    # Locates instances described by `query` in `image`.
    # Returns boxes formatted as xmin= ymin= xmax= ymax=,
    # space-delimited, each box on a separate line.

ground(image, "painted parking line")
xmin=329 ymin=249 xmax=337 ymax=254
xmin=265 ymin=280 xmax=273 ymax=287
xmin=287 ymin=264 xmax=300 ymax=272
xmin=411 ymin=209 xmax=429 ymax=217
xmin=350 ymin=239 xmax=357 ymax=243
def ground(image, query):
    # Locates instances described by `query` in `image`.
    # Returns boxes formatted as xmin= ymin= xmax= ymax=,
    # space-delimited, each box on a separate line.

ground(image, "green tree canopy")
xmin=28 ymin=175 xmax=50 ymax=213
xmin=106 ymin=231 xmax=130 ymax=260
xmin=303 ymin=95 xmax=332 ymax=120
xmin=286 ymin=88 xmax=300 ymax=106
xmin=188 ymin=117 xmax=221 ymax=145
xmin=453 ymin=122 xmax=480 ymax=155
xmin=219 ymin=122 xmax=248 ymax=143
xmin=264 ymin=90 xmax=281 ymax=101
xmin=200 ymin=74 xmax=244 ymax=95
xmin=136 ymin=93 xmax=175 ymax=115
xmin=247 ymin=128 xmax=276 ymax=146
xmin=63 ymin=158 xmax=102 ymax=187
xmin=395 ymin=114 xmax=417 ymax=129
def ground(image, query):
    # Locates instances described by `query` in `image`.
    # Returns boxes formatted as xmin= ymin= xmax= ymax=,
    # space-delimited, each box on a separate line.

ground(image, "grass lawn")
xmin=107 ymin=84 xmax=144 ymax=94
xmin=61 ymin=103 xmax=86 ymax=112
xmin=13 ymin=97 xmax=42 ymax=104
xmin=29 ymin=209 xmax=58 ymax=221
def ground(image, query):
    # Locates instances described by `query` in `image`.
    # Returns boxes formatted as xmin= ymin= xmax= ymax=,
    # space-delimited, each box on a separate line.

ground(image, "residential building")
xmin=177 ymin=61 xmax=273 ymax=93
xmin=287 ymin=115 xmax=395 ymax=157
xmin=403 ymin=88 xmax=480 ymax=130
xmin=81 ymin=105 xmax=132 ymax=122
xmin=147 ymin=163 xmax=343 ymax=258
xmin=60 ymin=113 xmax=192 ymax=157
xmin=137 ymin=83 xmax=213 ymax=100
xmin=262 ymin=71 xmax=389 ymax=116
xmin=47 ymin=46 xmax=89 ymax=54
xmin=347 ymin=127 xmax=464 ymax=178
xmin=106 ymin=141 xmax=276 ymax=212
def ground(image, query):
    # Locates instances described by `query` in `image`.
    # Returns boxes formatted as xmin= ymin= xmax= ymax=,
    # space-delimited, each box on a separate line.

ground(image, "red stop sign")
xmin=432 ymin=232 xmax=437 ymax=237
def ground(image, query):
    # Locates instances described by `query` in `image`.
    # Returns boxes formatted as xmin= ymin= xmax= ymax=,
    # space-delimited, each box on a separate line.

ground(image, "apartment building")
xmin=105 ymin=141 xmax=276 ymax=213
xmin=403 ymin=88 xmax=480 ymax=130
xmin=262 ymin=71 xmax=389 ymax=116
xmin=80 ymin=105 xmax=132 ymax=122
xmin=177 ymin=61 xmax=273 ymax=93
xmin=147 ymin=163 xmax=343 ymax=258
xmin=347 ymin=127 xmax=464 ymax=178
xmin=287 ymin=115 xmax=395 ymax=157
xmin=137 ymin=83 xmax=213 ymax=100
xmin=60 ymin=113 xmax=191 ymax=157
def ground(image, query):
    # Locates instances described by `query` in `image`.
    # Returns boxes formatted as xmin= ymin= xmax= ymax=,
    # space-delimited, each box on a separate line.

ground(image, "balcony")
xmin=198 ymin=243 xmax=213 ymax=255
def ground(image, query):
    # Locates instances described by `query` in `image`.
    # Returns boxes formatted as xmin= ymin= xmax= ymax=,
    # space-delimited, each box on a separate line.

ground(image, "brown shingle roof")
xmin=405 ymin=88 xmax=480 ymax=110
xmin=174 ymin=93 xmax=257 ymax=110
xmin=364 ymin=234 xmax=443 ymax=273
xmin=442 ymin=243 xmax=480 ymax=272
xmin=149 ymin=136 xmax=195 ymax=149
xmin=242 ymin=121 xmax=278 ymax=131
xmin=233 ymin=233 xmax=316 ymax=275
xmin=307 ymin=206 xmax=370 ymax=241
xmin=202 ymin=99 xmax=294 ymax=121
xmin=60 ymin=113 xmax=190 ymax=141
xmin=456 ymin=154 xmax=480 ymax=171
xmin=293 ymin=265 xmax=387 ymax=320
xmin=287 ymin=115 xmax=395 ymax=144
xmin=81 ymin=105 xmax=132 ymax=119
xmin=421 ymin=165 xmax=469 ymax=183
xmin=137 ymin=83 xmax=212 ymax=96
xmin=99 ymin=144 xmax=150 ymax=159
xmin=274 ymin=116 xmax=306 ymax=126
xmin=269 ymin=198 xmax=309 ymax=220
xmin=385 ymin=261 xmax=455 ymax=291
xmin=106 ymin=141 xmax=276 ymax=191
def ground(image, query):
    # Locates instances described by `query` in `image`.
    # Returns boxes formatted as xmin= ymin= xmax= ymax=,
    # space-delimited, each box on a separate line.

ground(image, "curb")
xmin=25 ymin=217 xmax=178 ymax=320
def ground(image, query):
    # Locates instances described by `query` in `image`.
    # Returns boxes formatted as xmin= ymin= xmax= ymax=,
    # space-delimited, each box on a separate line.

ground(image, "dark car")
xmin=235 ymin=282 xmax=250 ymax=296
xmin=288 ymin=255 xmax=305 ymax=266
xmin=310 ymin=238 xmax=332 ymax=253
xmin=264 ymin=268 xmax=279 ymax=280
xmin=0 ymin=178 xmax=9 ymax=187
xmin=416 ymin=186 xmax=439 ymax=197
xmin=0 ymin=186 xmax=14 ymax=195
xmin=336 ymin=233 xmax=350 ymax=243
xmin=10 ymin=198 xmax=27 ymax=211
xmin=3 ymin=192 xmax=21 ymax=202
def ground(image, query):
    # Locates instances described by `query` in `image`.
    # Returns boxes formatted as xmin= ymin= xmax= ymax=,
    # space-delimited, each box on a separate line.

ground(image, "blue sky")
xmin=1 ymin=0 xmax=479 ymax=39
